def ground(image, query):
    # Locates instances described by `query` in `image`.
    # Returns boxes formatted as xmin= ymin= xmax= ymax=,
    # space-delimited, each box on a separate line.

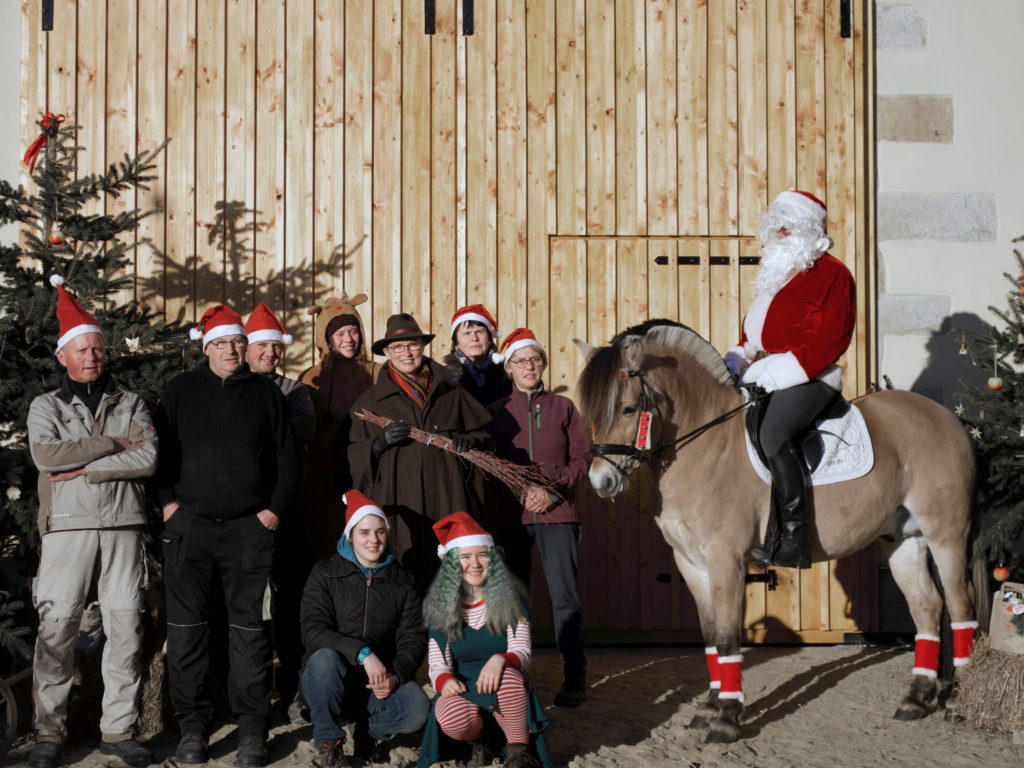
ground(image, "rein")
xmin=590 ymin=369 xmax=763 ymax=477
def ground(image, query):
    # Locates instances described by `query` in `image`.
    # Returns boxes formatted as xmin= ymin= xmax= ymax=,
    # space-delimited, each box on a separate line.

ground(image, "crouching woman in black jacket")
xmin=300 ymin=490 xmax=430 ymax=768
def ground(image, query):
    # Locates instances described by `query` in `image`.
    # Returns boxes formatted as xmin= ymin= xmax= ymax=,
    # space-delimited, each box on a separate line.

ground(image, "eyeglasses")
xmin=510 ymin=356 xmax=544 ymax=369
xmin=387 ymin=341 xmax=423 ymax=354
xmin=209 ymin=338 xmax=247 ymax=350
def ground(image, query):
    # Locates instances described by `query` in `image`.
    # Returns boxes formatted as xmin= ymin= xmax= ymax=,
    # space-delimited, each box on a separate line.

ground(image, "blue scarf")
xmin=337 ymin=534 xmax=397 ymax=579
xmin=456 ymin=349 xmax=493 ymax=390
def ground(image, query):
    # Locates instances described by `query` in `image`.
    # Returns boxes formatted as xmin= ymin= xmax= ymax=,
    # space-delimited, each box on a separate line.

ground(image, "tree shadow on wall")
xmin=907 ymin=311 xmax=988 ymax=408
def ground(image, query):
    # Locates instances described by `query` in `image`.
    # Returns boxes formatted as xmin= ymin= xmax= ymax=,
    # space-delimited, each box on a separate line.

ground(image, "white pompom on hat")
xmin=433 ymin=510 xmax=493 ymax=557
xmin=245 ymin=302 xmax=293 ymax=345
xmin=341 ymin=489 xmax=389 ymax=539
xmin=191 ymin=304 xmax=247 ymax=350
xmin=50 ymin=275 xmax=103 ymax=352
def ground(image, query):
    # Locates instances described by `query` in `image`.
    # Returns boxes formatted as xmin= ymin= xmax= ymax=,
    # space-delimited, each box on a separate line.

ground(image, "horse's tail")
xmin=968 ymin=496 xmax=991 ymax=633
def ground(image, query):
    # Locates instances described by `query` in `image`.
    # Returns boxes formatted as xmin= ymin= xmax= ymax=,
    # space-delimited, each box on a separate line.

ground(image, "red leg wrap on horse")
xmin=717 ymin=655 xmax=743 ymax=701
xmin=705 ymin=647 xmax=720 ymax=689
xmin=912 ymin=635 xmax=940 ymax=677
xmin=952 ymin=622 xmax=978 ymax=667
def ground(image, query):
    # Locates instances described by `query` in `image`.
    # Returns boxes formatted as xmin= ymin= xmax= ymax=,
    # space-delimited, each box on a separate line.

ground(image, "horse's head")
xmin=575 ymin=320 xmax=737 ymax=498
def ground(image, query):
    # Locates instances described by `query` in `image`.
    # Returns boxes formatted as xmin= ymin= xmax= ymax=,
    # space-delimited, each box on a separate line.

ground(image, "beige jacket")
xmin=28 ymin=377 xmax=158 ymax=534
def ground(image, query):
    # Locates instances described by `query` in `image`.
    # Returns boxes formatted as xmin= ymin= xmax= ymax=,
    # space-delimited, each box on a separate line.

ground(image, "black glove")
xmin=372 ymin=422 xmax=411 ymax=456
xmin=449 ymin=433 xmax=475 ymax=454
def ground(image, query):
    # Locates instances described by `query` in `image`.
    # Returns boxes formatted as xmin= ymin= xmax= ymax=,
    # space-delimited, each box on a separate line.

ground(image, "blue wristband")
xmin=357 ymin=646 xmax=372 ymax=665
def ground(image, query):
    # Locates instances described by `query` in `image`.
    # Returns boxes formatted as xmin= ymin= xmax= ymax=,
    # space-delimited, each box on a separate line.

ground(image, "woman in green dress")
xmin=418 ymin=511 xmax=552 ymax=768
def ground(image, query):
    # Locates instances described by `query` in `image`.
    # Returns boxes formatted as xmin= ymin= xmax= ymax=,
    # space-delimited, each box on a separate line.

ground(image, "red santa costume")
xmin=725 ymin=190 xmax=856 ymax=569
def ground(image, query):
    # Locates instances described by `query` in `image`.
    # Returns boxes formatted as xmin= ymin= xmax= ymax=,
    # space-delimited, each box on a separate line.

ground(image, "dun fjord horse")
xmin=576 ymin=320 xmax=981 ymax=743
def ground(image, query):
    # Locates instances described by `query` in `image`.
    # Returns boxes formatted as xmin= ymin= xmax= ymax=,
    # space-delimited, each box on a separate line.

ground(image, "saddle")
xmin=745 ymin=388 xmax=851 ymax=475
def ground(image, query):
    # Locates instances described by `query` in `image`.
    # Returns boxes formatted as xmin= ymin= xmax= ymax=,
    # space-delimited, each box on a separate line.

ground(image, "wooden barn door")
xmin=20 ymin=0 xmax=874 ymax=641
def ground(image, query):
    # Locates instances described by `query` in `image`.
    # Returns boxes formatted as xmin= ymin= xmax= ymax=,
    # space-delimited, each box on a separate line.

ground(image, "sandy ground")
xmin=6 ymin=644 xmax=1024 ymax=768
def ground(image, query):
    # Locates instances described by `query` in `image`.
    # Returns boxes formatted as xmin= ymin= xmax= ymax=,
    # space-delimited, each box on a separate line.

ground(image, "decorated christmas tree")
xmin=957 ymin=236 xmax=1024 ymax=581
xmin=0 ymin=114 xmax=185 ymax=671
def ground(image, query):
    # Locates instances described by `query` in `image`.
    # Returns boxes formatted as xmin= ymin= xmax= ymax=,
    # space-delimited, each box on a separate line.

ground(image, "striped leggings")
xmin=433 ymin=667 xmax=528 ymax=744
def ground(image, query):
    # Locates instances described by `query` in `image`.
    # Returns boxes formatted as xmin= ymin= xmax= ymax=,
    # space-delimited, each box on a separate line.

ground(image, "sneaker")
xmin=99 ymin=738 xmax=155 ymax=767
xmin=552 ymin=672 xmax=587 ymax=708
xmin=27 ymin=741 xmax=62 ymax=768
xmin=502 ymin=743 xmax=538 ymax=768
xmin=313 ymin=739 xmax=349 ymax=768
xmin=236 ymin=733 xmax=270 ymax=768
xmin=175 ymin=732 xmax=209 ymax=764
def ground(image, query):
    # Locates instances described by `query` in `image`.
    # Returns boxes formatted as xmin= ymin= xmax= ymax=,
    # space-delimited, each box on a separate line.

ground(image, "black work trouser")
xmin=163 ymin=512 xmax=275 ymax=736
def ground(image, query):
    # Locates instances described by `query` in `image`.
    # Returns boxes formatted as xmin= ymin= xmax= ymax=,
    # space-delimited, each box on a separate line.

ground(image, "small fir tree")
xmin=0 ymin=115 xmax=185 ymax=670
xmin=957 ymin=236 xmax=1024 ymax=580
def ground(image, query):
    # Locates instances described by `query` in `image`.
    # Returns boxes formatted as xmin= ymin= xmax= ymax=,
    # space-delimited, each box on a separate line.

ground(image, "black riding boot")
xmin=767 ymin=444 xmax=812 ymax=569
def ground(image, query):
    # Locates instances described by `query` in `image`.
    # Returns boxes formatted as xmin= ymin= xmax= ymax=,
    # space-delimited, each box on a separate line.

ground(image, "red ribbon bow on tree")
xmin=23 ymin=112 xmax=65 ymax=174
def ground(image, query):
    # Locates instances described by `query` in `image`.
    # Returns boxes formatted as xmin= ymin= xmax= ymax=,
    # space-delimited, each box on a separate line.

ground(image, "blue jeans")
xmin=301 ymin=648 xmax=430 ymax=747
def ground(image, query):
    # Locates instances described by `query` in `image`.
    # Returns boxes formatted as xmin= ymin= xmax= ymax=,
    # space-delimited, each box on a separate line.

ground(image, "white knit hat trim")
xmin=451 ymin=312 xmax=500 ymax=339
xmin=200 ymin=323 xmax=247 ymax=350
xmin=502 ymin=338 xmax=544 ymax=361
xmin=247 ymin=328 xmax=293 ymax=345
xmin=771 ymin=190 xmax=826 ymax=229
xmin=343 ymin=505 xmax=388 ymax=538
xmin=56 ymin=324 xmax=103 ymax=353
xmin=436 ymin=533 xmax=493 ymax=557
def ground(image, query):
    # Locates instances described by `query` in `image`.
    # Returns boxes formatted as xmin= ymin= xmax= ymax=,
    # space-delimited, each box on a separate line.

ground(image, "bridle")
xmin=590 ymin=368 xmax=761 ymax=479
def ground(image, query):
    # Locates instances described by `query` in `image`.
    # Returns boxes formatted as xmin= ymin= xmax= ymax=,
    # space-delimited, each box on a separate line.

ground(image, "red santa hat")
xmin=245 ymin=302 xmax=293 ymax=346
xmin=433 ymin=510 xmax=493 ymax=557
xmin=190 ymin=304 xmax=246 ymax=350
xmin=341 ymin=489 xmax=389 ymax=538
xmin=769 ymin=190 xmax=833 ymax=254
xmin=498 ymin=327 xmax=545 ymax=362
xmin=50 ymin=275 xmax=103 ymax=352
xmin=451 ymin=304 xmax=502 ymax=340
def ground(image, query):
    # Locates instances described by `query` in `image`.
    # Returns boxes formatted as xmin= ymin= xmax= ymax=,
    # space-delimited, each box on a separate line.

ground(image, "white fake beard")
xmin=753 ymin=231 xmax=821 ymax=297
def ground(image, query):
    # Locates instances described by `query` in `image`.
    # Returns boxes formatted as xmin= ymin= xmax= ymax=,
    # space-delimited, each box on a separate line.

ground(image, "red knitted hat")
xmin=190 ymin=304 xmax=246 ymax=350
xmin=770 ymin=190 xmax=827 ymax=230
xmin=342 ymin=489 xmax=388 ymax=538
xmin=245 ymin=302 xmax=293 ymax=346
xmin=498 ymin=328 xmax=545 ymax=361
xmin=450 ymin=304 xmax=501 ymax=340
xmin=50 ymin=275 xmax=102 ymax=352
xmin=433 ymin=511 xmax=493 ymax=557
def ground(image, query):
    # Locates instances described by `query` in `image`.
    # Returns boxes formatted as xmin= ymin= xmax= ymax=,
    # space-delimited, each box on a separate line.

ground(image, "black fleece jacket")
xmin=154 ymin=359 xmax=296 ymax=519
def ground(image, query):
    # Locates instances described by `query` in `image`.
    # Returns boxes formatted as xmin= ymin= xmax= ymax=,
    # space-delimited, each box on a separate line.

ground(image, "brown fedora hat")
xmin=371 ymin=313 xmax=435 ymax=356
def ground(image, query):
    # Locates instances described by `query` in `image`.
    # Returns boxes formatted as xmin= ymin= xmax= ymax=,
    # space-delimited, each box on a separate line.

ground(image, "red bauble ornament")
xmin=49 ymin=231 xmax=64 ymax=245
xmin=994 ymin=566 xmax=1010 ymax=582
xmin=988 ymin=376 xmax=1004 ymax=391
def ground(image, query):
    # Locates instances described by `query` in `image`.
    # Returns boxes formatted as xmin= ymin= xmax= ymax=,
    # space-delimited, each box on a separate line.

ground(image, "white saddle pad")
xmin=745 ymin=401 xmax=874 ymax=486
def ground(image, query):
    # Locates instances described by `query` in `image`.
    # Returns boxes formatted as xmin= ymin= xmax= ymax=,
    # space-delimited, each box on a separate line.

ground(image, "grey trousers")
xmin=32 ymin=528 xmax=144 ymax=742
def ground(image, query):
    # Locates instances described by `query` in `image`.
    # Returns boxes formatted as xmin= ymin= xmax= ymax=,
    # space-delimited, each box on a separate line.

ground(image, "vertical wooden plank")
xmin=430 ymin=0 xmax=457 ymax=340
xmin=255 ymin=0 xmax=285 ymax=317
xmin=20 ymin=0 xmax=46 ymax=200
xmin=736 ymin=0 xmax=767 ymax=235
xmin=47 ymin=0 xmax=76 ymax=128
xmin=372 ymin=2 xmax=402 ymax=334
xmin=767 ymin=0 xmax=796 ymax=198
xmin=343 ymin=0 xmax=374 ymax=336
xmin=106 ymin=0 xmax=138 ymax=305
xmin=137 ymin=0 xmax=168 ymax=313
xmin=525 ymin=0 xmax=555 ymax=345
xmin=401 ymin=1 xmax=431 ymax=325
xmin=465 ymin=0 xmax=498 ymax=316
xmin=855 ymin=0 xmax=875 ymax=397
xmin=314 ymin=1 xmax=345 ymax=311
xmin=77 ymin=0 xmax=106 ymax=218
xmin=494 ymin=0 xmax=526 ymax=333
xmin=224 ymin=0 xmax=256 ymax=315
xmin=284 ymin=0 xmax=315 ymax=373
xmin=194 ymin=0 xmax=225 ymax=309
xmin=676 ymin=0 xmax=708 ymax=340
xmin=165 ymin=0 xmax=196 ymax=323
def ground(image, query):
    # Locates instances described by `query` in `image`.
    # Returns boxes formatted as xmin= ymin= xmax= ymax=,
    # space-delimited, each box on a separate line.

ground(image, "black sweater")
xmin=154 ymin=359 xmax=296 ymax=519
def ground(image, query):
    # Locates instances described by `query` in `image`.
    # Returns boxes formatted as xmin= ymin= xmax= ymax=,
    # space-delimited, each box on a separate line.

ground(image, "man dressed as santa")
xmin=724 ymin=190 xmax=856 ymax=569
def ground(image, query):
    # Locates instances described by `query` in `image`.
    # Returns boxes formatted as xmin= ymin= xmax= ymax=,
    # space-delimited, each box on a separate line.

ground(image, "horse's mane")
xmin=577 ymin=319 xmax=734 ymax=432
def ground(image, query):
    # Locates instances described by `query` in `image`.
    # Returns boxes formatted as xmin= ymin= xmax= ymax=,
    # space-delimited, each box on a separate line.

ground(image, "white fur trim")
xmin=911 ymin=667 xmax=938 ymax=679
xmin=343 ymin=506 xmax=388 ymax=538
xmin=815 ymin=364 xmax=845 ymax=391
xmin=56 ymin=324 xmax=103 ymax=352
xmin=709 ymin=681 xmax=721 ymax=690
xmin=451 ymin=312 xmax=497 ymax=338
xmin=718 ymin=691 xmax=745 ymax=702
xmin=49 ymin=274 xmax=64 ymax=287
xmin=202 ymin=323 xmax=247 ymax=349
xmin=950 ymin=621 xmax=979 ymax=631
xmin=436 ymin=533 xmax=494 ymax=556
xmin=915 ymin=633 xmax=941 ymax=643
xmin=717 ymin=655 xmax=743 ymax=665
xmin=503 ymin=338 xmax=544 ymax=361
xmin=743 ymin=292 xmax=773 ymax=351
xmin=758 ymin=351 xmax=810 ymax=392
xmin=953 ymin=657 xmax=971 ymax=667
xmin=772 ymin=190 xmax=826 ymax=229
xmin=247 ymin=328 xmax=289 ymax=345
xmin=705 ymin=646 xmax=718 ymax=656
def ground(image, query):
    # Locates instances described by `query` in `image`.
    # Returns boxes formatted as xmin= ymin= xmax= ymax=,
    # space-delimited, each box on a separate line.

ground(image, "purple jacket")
xmin=487 ymin=387 xmax=592 ymax=525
